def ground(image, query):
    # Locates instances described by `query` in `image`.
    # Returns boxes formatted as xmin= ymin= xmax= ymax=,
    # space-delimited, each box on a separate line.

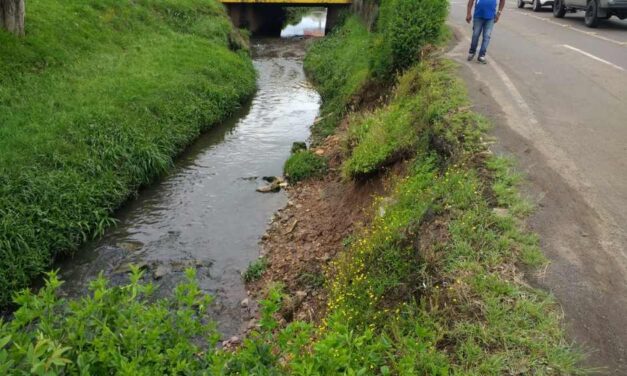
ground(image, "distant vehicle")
xmin=517 ymin=0 xmax=554 ymax=12
xmin=553 ymin=0 xmax=627 ymax=27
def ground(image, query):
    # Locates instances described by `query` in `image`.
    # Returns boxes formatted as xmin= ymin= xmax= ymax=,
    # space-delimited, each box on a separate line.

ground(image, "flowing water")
xmin=58 ymin=15 xmax=325 ymax=337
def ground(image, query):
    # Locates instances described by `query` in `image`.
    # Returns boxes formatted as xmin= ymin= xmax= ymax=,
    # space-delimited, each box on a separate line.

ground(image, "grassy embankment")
xmin=277 ymin=0 xmax=582 ymax=373
xmin=1 ymin=0 xmax=585 ymax=374
xmin=0 ymin=0 xmax=256 ymax=306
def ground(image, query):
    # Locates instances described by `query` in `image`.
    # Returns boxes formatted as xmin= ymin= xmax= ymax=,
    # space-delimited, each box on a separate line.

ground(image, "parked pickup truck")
xmin=553 ymin=0 xmax=627 ymax=27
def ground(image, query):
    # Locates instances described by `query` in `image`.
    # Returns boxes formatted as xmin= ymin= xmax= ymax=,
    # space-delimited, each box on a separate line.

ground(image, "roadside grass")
xmin=343 ymin=60 xmax=487 ymax=179
xmin=284 ymin=150 xmax=327 ymax=183
xmin=342 ymin=99 xmax=421 ymax=178
xmin=0 ymin=0 xmax=256 ymax=306
xmin=243 ymin=257 xmax=268 ymax=283
xmin=327 ymin=153 xmax=580 ymax=374
xmin=282 ymin=8 xmax=581 ymax=372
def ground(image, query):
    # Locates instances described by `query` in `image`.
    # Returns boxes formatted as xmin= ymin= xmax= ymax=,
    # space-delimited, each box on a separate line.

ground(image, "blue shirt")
xmin=474 ymin=0 xmax=497 ymax=19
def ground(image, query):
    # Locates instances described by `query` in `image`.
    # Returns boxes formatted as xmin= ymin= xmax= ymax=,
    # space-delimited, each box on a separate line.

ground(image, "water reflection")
xmin=281 ymin=10 xmax=327 ymax=38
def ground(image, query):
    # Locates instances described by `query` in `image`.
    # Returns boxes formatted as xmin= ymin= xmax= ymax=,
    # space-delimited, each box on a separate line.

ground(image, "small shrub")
xmin=284 ymin=151 xmax=327 ymax=183
xmin=243 ymin=257 xmax=268 ymax=283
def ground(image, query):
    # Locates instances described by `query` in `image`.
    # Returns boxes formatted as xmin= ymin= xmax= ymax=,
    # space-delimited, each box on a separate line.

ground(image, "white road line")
xmin=518 ymin=11 xmax=627 ymax=47
xmin=562 ymin=44 xmax=626 ymax=71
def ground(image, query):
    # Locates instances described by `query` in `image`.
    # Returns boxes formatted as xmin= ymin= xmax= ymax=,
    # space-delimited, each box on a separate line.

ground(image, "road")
xmin=447 ymin=2 xmax=627 ymax=374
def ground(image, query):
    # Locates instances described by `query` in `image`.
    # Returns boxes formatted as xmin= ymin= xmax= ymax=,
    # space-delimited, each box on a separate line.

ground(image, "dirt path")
xmin=446 ymin=26 xmax=627 ymax=373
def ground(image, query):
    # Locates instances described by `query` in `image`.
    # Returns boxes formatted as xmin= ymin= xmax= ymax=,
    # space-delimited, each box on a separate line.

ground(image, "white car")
xmin=517 ymin=0 xmax=555 ymax=11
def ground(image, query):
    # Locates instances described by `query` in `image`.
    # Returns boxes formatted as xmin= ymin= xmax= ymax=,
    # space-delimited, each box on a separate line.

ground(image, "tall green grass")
xmin=303 ymin=16 xmax=371 ymax=139
xmin=0 ymin=0 xmax=256 ymax=306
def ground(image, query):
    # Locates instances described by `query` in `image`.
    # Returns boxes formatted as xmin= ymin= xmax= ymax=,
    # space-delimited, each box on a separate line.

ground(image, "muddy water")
xmin=58 ymin=35 xmax=322 ymax=337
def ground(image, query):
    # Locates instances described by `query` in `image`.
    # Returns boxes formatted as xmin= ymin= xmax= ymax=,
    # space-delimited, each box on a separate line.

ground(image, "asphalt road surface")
xmin=447 ymin=2 xmax=627 ymax=374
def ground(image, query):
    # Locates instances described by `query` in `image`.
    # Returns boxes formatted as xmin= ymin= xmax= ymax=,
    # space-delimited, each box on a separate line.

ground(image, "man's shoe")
xmin=478 ymin=56 xmax=487 ymax=64
xmin=467 ymin=53 xmax=475 ymax=61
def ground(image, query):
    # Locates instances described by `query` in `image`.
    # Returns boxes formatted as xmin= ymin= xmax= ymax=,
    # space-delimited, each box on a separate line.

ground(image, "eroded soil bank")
xmin=57 ymin=38 xmax=321 ymax=338
xmin=249 ymin=126 xmax=396 ymax=324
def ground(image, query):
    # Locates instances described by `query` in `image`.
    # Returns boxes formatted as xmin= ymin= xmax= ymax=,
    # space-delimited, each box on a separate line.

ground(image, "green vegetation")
xmin=343 ymin=60 xmax=486 ymax=178
xmin=303 ymin=0 xmax=447 ymax=139
xmin=243 ymin=257 xmax=268 ymax=283
xmin=304 ymin=17 xmax=371 ymax=138
xmin=0 ymin=0 xmax=256 ymax=306
xmin=0 ymin=268 xmax=218 ymax=374
xmin=342 ymin=100 xmax=419 ymax=178
xmin=0 ymin=0 xmax=584 ymax=373
xmin=371 ymin=0 xmax=449 ymax=77
xmin=284 ymin=150 xmax=327 ymax=183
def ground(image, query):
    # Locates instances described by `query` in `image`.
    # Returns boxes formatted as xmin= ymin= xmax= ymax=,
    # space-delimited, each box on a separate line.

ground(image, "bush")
xmin=284 ymin=151 xmax=327 ymax=183
xmin=371 ymin=0 xmax=449 ymax=77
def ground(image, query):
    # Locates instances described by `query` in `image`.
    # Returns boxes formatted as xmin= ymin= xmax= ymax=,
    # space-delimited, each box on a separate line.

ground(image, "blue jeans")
xmin=469 ymin=17 xmax=495 ymax=57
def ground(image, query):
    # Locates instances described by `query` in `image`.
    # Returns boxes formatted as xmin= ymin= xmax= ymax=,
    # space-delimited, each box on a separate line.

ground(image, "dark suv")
xmin=553 ymin=0 xmax=627 ymax=27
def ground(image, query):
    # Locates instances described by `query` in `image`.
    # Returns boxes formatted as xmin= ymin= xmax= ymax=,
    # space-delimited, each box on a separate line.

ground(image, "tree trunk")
xmin=0 ymin=0 xmax=25 ymax=36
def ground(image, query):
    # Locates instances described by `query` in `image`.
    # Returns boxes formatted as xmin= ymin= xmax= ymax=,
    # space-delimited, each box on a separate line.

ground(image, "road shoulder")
xmin=447 ymin=24 xmax=627 ymax=374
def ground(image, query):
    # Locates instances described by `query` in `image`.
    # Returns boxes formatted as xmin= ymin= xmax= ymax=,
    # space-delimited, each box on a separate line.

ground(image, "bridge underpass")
xmin=220 ymin=0 xmax=352 ymax=35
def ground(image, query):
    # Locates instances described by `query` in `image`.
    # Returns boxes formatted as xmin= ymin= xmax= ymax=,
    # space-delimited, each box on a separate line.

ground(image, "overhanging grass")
xmin=343 ymin=60 xmax=487 ymax=179
xmin=0 ymin=0 xmax=256 ymax=306
xmin=342 ymin=99 xmax=421 ymax=178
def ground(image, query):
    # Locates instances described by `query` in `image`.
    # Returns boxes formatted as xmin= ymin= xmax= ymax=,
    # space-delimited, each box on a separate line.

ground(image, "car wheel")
xmin=517 ymin=0 xmax=525 ymax=8
xmin=533 ymin=0 xmax=542 ymax=11
xmin=584 ymin=0 xmax=599 ymax=27
xmin=553 ymin=0 xmax=566 ymax=17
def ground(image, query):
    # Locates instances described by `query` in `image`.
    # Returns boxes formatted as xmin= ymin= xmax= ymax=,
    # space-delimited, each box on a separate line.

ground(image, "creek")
xmin=57 ymin=13 xmax=325 ymax=338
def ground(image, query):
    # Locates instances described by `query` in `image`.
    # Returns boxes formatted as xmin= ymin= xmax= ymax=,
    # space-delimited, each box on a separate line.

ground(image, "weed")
xmin=284 ymin=151 xmax=327 ymax=183
xmin=0 ymin=268 xmax=218 ymax=374
xmin=243 ymin=258 xmax=268 ymax=283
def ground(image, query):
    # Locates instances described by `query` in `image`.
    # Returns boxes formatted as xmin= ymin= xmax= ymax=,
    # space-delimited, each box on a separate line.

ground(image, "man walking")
xmin=466 ymin=0 xmax=505 ymax=63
